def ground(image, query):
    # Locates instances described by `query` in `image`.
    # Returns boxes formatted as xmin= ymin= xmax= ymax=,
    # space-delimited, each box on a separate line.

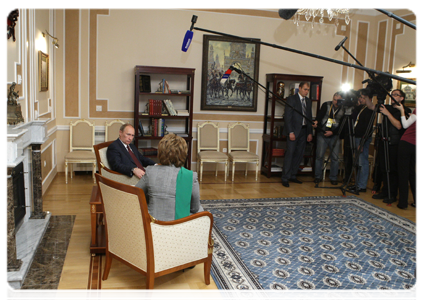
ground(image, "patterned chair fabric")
xmin=197 ymin=121 xmax=228 ymax=181
xmin=93 ymin=141 xmax=139 ymax=186
xmin=227 ymin=122 xmax=259 ymax=181
xmin=95 ymin=174 xmax=214 ymax=289
xmin=64 ymin=119 xmax=96 ymax=184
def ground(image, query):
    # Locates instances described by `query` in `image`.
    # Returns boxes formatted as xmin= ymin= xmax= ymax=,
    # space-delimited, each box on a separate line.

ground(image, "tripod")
xmin=314 ymin=106 xmax=356 ymax=191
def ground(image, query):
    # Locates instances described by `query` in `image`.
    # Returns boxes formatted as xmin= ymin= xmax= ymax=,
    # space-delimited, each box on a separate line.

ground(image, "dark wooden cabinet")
xmin=134 ymin=66 xmax=195 ymax=169
xmin=261 ymin=73 xmax=323 ymax=178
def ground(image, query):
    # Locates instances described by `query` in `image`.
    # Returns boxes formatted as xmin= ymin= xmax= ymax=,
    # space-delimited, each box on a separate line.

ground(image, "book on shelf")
xmin=170 ymin=89 xmax=190 ymax=94
xmin=272 ymin=148 xmax=285 ymax=156
xmin=138 ymin=75 xmax=151 ymax=93
xmin=138 ymin=120 xmax=145 ymax=136
xmin=148 ymin=99 xmax=163 ymax=116
xmin=176 ymin=109 xmax=189 ymax=116
xmin=163 ymin=99 xmax=177 ymax=116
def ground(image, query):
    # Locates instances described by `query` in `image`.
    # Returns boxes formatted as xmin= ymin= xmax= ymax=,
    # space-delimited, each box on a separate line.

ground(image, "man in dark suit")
xmin=281 ymin=82 xmax=313 ymax=187
xmin=107 ymin=123 xmax=155 ymax=179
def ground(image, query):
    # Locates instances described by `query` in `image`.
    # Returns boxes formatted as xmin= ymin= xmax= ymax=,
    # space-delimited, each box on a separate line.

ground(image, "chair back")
xmin=70 ymin=119 xmax=95 ymax=152
xmin=93 ymin=141 xmax=114 ymax=172
xmin=105 ymin=119 xmax=125 ymax=142
xmin=96 ymin=173 xmax=152 ymax=272
xmin=228 ymin=122 xmax=250 ymax=153
xmin=197 ymin=121 xmax=220 ymax=152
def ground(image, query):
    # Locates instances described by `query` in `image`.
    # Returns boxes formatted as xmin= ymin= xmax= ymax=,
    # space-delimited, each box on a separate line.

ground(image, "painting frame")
xmin=398 ymin=79 xmax=416 ymax=107
xmin=201 ymin=34 xmax=260 ymax=112
xmin=38 ymin=50 xmax=49 ymax=92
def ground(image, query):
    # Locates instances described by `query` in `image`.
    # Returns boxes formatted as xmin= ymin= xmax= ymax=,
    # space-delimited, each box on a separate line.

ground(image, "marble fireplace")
xmin=7 ymin=119 xmax=51 ymax=289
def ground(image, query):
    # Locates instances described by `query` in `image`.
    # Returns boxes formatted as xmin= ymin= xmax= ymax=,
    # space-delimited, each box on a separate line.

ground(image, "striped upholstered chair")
xmin=95 ymin=173 xmax=214 ymax=289
xmin=93 ymin=141 xmax=139 ymax=186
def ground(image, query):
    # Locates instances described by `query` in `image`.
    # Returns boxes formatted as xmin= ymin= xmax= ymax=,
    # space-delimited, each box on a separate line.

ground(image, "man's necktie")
xmin=126 ymin=145 xmax=145 ymax=171
xmin=301 ymin=97 xmax=306 ymax=125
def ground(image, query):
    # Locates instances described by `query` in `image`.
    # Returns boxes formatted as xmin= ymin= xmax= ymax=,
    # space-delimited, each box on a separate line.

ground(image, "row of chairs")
xmin=64 ymin=119 xmax=260 ymax=184
xmin=197 ymin=121 xmax=259 ymax=182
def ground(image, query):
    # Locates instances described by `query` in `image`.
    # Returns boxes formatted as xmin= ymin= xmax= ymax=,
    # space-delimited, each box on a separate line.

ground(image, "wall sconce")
xmin=396 ymin=62 xmax=415 ymax=73
xmin=42 ymin=30 xmax=59 ymax=48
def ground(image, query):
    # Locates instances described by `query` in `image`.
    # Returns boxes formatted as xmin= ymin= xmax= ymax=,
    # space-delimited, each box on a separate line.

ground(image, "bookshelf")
xmin=261 ymin=73 xmax=323 ymax=178
xmin=134 ymin=66 xmax=195 ymax=169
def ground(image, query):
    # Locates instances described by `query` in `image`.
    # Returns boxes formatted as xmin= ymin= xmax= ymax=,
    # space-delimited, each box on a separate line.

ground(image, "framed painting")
xmin=38 ymin=50 xmax=49 ymax=91
xmin=201 ymin=35 xmax=260 ymax=111
xmin=398 ymin=80 xmax=416 ymax=107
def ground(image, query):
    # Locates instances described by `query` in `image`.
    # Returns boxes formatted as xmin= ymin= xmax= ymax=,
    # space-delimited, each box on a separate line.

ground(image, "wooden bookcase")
xmin=261 ymin=73 xmax=323 ymax=178
xmin=134 ymin=66 xmax=195 ymax=169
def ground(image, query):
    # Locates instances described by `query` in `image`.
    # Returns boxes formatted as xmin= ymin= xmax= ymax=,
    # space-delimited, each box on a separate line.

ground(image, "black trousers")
xmin=397 ymin=140 xmax=416 ymax=207
xmin=282 ymin=126 xmax=307 ymax=181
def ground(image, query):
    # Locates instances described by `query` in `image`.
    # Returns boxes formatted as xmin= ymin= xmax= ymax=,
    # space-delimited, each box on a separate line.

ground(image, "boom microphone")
xmin=278 ymin=9 xmax=298 ymax=20
xmin=335 ymin=36 xmax=348 ymax=51
xmin=182 ymin=15 xmax=198 ymax=52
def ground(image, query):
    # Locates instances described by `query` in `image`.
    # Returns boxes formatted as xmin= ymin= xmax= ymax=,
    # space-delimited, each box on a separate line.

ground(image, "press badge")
xmin=326 ymin=118 xmax=335 ymax=128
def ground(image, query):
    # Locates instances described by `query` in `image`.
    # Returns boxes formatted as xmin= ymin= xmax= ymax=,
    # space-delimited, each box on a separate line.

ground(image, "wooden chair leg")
xmin=256 ymin=161 xmax=259 ymax=181
xmin=224 ymin=161 xmax=227 ymax=182
xmin=93 ymin=163 xmax=96 ymax=183
xmin=204 ymin=254 xmax=212 ymax=285
xmin=245 ymin=164 xmax=248 ymax=177
xmin=232 ymin=162 xmax=235 ymax=181
xmin=102 ymin=253 xmax=112 ymax=280
xmin=200 ymin=161 xmax=203 ymax=182
xmin=146 ymin=270 xmax=155 ymax=289
xmin=215 ymin=163 xmax=218 ymax=177
xmin=65 ymin=162 xmax=68 ymax=184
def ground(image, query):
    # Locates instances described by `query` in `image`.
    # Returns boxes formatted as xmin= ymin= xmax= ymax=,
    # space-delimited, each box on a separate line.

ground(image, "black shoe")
xmin=383 ymin=198 xmax=397 ymax=204
xmin=182 ymin=265 xmax=196 ymax=272
xmin=372 ymin=192 xmax=387 ymax=199
xmin=282 ymin=181 xmax=290 ymax=187
xmin=397 ymin=204 xmax=408 ymax=209
xmin=358 ymin=188 xmax=366 ymax=193
xmin=289 ymin=178 xmax=302 ymax=184
xmin=314 ymin=178 xmax=321 ymax=184
xmin=411 ymin=203 xmax=416 ymax=208
xmin=330 ymin=180 xmax=338 ymax=185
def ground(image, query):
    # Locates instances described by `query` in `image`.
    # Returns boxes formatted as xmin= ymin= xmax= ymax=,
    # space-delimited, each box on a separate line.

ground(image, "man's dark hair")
xmin=392 ymin=89 xmax=406 ymax=99
xmin=358 ymin=88 xmax=372 ymax=98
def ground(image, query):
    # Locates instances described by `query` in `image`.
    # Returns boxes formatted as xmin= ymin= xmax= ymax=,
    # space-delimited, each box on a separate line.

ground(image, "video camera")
xmin=362 ymin=72 xmax=393 ymax=103
xmin=338 ymin=89 xmax=359 ymax=108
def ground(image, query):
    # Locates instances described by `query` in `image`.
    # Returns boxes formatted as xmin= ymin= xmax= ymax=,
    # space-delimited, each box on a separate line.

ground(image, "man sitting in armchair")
xmin=107 ymin=123 xmax=155 ymax=179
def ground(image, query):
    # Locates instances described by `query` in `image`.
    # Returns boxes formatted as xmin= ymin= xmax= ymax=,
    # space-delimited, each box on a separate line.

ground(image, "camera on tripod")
xmin=337 ymin=89 xmax=359 ymax=115
xmin=362 ymin=72 xmax=393 ymax=103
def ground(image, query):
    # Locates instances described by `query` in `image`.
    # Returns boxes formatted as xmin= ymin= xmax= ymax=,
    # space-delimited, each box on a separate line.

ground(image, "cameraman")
xmin=351 ymin=88 xmax=375 ymax=192
xmin=313 ymin=92 xmax=344 ymax=185
xmin=371 ymin=89 xmax=411 ymax=204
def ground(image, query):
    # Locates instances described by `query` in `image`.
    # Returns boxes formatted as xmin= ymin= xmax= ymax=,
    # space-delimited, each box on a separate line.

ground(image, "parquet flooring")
xmin=41 ymin=171 xmax=416 ymax=290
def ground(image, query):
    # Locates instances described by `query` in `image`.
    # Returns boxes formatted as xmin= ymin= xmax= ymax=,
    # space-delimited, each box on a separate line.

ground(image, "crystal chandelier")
xmin=293 ymin=9 xmax=350 ymax=28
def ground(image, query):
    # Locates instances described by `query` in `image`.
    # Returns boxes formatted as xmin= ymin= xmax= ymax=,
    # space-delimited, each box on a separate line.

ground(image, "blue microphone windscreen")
xmin=182 ymin=30 xmax=193 ymax=52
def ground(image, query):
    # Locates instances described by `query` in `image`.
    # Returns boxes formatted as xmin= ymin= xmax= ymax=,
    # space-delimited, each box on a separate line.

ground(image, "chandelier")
xmin=293 ymin=9 xmax=350 ymax=28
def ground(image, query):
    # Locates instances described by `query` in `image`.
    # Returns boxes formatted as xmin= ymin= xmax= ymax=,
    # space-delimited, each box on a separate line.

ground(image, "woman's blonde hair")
xmin=157 ymin=134 xmax=187 ymax=167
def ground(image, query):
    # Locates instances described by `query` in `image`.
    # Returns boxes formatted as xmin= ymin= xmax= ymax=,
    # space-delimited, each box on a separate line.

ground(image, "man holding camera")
xmin=313 ymin=92 xmax=344 ymax=185
xmin=351 ymin=88 xmax=375 ymax=192
xmin=370 ymin=89 xmax=411 ymax=204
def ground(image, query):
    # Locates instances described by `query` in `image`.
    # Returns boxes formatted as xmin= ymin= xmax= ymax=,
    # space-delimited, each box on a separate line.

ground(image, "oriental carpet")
xmin=202 ymin=196 xmax=416 ymax=290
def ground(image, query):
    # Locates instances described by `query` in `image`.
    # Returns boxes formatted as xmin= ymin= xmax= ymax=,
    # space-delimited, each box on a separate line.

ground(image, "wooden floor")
xmin=42 ymin=171 xmax=416 ymax=290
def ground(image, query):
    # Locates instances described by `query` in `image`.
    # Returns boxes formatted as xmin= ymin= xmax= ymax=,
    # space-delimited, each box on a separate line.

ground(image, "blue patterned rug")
xmin=201 ymin=196 xmax=416 ymax=290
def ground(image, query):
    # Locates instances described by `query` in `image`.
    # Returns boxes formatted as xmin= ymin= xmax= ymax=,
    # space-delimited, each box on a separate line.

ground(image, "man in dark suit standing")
xmin=281 ymin=82 xmax=313 ymax=187
xmin=107 ymin=123 xmax=155 ymax=179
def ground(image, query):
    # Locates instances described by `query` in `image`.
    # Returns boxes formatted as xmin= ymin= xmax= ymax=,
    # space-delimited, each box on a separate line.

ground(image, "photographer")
xmin=371 ymin=89 xmax=411 ymax=204
xmin=351 ymin=88 xmax=375 ymax=193
xmin=313 ymin=92 xmax=344 ymax=185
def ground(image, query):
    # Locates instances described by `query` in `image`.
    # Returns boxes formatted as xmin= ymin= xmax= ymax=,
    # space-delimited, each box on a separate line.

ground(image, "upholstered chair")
xmin=105 ymin=119 xmax=125 ymax=142
xmin=197 ymin=121 xmax=228 ymax=181
xmin=64 ymin=119 xmax=96 ymax=184
xmin=227 ymin=122 xmax=259 ymax=181
xmin=95 ymin=173 xmax=214 ymax=289
xmin=93 ymin=141 xmax=139 ymax=186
